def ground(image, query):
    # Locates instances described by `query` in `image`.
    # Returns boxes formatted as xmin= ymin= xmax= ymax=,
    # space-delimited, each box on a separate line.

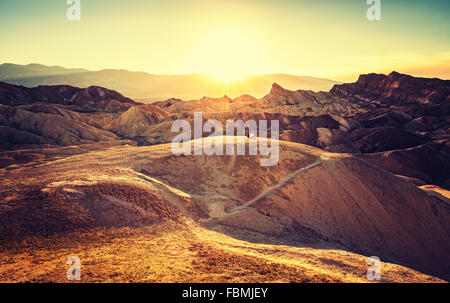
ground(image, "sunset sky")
xmin=1 ymin=0 xmax=449 ymax=81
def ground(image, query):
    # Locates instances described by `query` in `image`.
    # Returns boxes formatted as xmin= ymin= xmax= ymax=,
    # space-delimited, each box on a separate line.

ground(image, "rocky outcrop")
xmin=152 ymin=98 xmax=182 ymax=108
xmin=231 ymin=94 xmax=259 ymax=103
xmin=330 ymin=71 xmax=450 ymax=105
xmin=258 ymin=83 xmax=362 ymax=116
xmin=0 ymin=81 xmax=138 ymax=112
xmin=105 ymin=104 xmax=171 ymax=137
xmin=356 ymin=142 xmax=450 ymax=186
xmin=0 ymin=104 xmax=119 ymax=147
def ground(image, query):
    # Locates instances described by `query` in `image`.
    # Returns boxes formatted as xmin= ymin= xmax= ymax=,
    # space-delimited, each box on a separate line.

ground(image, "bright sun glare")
xmin=189 ymin=28 xmax=265 ymax=82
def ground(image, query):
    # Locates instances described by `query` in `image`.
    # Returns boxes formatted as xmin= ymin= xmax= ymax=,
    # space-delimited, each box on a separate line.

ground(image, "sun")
xmin=188 ymin=28 xmax=266 ymax=82
xmin=208 ymin=69 xmax=248 ymax=83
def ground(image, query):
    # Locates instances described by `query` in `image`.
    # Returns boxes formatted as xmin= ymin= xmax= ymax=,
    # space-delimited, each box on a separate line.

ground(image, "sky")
xmin=1 ymin=0 xmax=449 ymax=81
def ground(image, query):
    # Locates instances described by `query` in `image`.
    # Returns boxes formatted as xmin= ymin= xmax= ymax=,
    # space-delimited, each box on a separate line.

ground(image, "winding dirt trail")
xmin=229 ymin=157 xmax=325 ymax=214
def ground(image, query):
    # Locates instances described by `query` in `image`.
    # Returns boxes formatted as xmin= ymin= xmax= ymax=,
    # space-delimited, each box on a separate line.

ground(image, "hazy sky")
xmin=1 ymin=0 xmax=449 ymax=81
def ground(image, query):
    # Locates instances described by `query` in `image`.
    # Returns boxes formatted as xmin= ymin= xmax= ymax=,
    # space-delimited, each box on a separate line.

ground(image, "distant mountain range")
xmin=0 ymin=63 xmax=339 ymax=102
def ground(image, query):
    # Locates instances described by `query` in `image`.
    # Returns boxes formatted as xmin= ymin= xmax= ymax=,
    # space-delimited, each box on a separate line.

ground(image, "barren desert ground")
xmin=1 ymin=140 xmax=448 ymax=282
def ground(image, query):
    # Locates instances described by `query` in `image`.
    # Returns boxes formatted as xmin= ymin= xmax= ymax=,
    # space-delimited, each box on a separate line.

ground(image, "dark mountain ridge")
xmin=0 ymin=81 xmax=138 ymax=112
xmin=330 ymin=71 xmax=450 ymax=105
